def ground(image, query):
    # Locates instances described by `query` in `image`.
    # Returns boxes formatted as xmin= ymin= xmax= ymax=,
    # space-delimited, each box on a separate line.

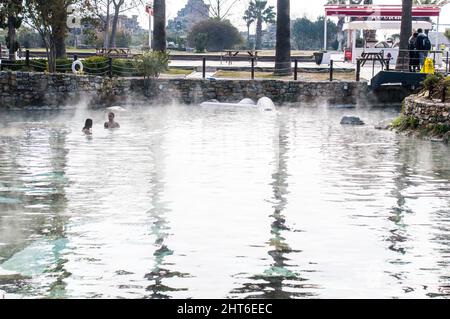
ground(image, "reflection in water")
xmin=231 ymin=114 xmax=317 ymax=299
xmin=144 ymin=134 xmax=190 ymax=299
xmin=0 ymin=106 xmax=449 ymax=299
xmin=0 ymin=124 xmax=70 ymax=298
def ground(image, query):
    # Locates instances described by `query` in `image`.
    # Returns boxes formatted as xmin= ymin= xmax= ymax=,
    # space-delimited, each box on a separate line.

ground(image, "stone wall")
xmin=0 ymin=71 xmax=108 ymax=109
xmin=403 ymin=95 xmax=450 ymax=126
xmin=0 ymin=71 xmax=370 ymax=109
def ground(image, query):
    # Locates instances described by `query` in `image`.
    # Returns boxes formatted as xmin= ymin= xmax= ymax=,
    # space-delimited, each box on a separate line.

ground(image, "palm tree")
xmin=243 ymin=8 xmax=255 ymax=48
xmin=348 ymin=0 xmax=377 ymax=42
xmin=274 ymin=0 xmax=291 ymax=76
xmin=396 ymin=0 xmax=413 ymax=71
xmin=245 ymin=1 xmax=276 ymax=50
xmin=153 ymin=0 xmax=166 ymax=52
xmin=0 ymin=0 xmax=23 ymax=61
xmin=414 ymin=0 xmax=446 ymax=5
xmin=362 ymin=0 xmax=377 ymax=43
xmin=326 ymin=0 xmax=347 ymax=51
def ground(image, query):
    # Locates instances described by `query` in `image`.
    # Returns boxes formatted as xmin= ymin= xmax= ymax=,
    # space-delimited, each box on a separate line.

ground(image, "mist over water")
xmin=0 ymin=104 xmax=449 ymax=299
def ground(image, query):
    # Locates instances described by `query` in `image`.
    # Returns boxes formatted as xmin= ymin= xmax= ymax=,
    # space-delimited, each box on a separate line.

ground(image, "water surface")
xmin=0 ymin=104 xmax=449 ymax=299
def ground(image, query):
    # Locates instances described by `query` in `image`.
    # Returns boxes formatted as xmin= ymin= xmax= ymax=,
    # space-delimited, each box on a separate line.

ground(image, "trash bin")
xmin=344 ymin=49 xmax=352 ymax=62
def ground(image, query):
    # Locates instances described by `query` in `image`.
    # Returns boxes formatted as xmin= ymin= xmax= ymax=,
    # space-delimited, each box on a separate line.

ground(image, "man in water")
xmin=104 ymin=112 xmax=120 ymax=129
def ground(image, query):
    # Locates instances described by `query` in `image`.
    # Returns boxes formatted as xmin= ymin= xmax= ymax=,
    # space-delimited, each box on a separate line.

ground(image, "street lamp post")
xmin=146 ymin=1 xmax=154 ymax=49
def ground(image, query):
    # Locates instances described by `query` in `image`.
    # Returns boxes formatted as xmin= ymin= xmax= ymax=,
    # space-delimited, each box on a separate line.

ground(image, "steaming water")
xmin=0 ymin=104 xmax=449 ymax=299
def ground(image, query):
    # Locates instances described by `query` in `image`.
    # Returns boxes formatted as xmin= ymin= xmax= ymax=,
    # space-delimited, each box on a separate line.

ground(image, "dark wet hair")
xmin=83 ymin=119 xmax=93 ymax=130
xmin=417 ymin=28 xmax=423 ymax=33
xmin=108 ymin=112 xmax=115 ymax=117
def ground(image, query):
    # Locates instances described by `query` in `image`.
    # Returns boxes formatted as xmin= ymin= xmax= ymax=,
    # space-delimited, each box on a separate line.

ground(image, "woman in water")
xmin=82 ymin=119 xmax=93 ymax=135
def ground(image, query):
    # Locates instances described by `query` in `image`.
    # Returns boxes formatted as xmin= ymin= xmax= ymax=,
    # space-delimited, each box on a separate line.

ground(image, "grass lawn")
xmin=26 ymin=48 xmax=315 ymax=58
xmin=214 ymin=70 xmax=356 ymax=81
xmin=162 ymin=68 xmax=195 ymax=76
xmin=171 ymin=50 xmax=314 ymax=57
xmin=28 ymin=48 xmax=97 ymax=53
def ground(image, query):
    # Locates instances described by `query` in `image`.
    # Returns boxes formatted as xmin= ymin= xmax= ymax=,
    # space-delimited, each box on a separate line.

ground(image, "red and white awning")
xmin=343 ymin=20 xmax=433 ymax=31
xmin=325 ymin=5 xmax=441 ymax=18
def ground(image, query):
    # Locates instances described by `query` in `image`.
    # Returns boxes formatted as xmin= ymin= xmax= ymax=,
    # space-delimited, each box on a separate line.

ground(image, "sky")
xmin=132 ymin=0 xmax=450 ymax=33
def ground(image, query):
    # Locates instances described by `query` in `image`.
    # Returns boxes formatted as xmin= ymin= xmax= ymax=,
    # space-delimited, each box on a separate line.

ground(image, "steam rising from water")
xmin=1 ymin=103 xmax=449 ymax=299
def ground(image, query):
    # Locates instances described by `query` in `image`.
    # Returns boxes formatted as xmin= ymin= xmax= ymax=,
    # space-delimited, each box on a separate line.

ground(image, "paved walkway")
xmin=168 ymin=52 xmax=402 ymax=83
xmin=169 ymin=59 xmax=353 ymax=71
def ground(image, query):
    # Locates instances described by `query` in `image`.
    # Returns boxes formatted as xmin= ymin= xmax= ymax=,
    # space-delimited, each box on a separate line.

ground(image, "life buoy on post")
xmin=72 ymin=60 xmax=84 ymax=74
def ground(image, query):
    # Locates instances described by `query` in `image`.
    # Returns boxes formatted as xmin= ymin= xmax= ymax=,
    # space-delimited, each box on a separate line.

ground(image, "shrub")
xmin=133 ymin=51 xmax=170 ymax=79
xmin=423 ymin=73 xmax=443 ymax=92
xmin=30 ymin=58 xmax=48 ymax=72
xmin=0 ymin=60 xmax=26 ymax=71
xmin=423 ymin=73 xmax=444 ymax=98
xmin=194 ymin=33 xmax=208 ymax=53
xmin=445 ymin=77 xmax=450 ymax=99
xmin=55 ymin=58 xmax=73 ymax=73
xmin=187 ymin=20 xmax=243 ymax=52
xmin=431 ymin=124 xmax=450 ymax=135
xmin=391 ymin=116 xmax=419 ymax=131
xmin=83 ymin=56 xmax=109 ymax=75
xmin=113 ymin=59 xmax=142 ymax=77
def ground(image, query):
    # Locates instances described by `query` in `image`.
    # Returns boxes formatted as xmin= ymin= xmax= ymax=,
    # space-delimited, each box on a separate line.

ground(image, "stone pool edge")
xmin=0 ymin=71 xmax=385 ymax=109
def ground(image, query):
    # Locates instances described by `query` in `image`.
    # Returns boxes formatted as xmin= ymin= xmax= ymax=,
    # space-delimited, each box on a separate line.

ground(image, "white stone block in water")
xmin=257 ymin=97 xmax=276 ymax=111
xmin=106 ymin=106 xmax=126 ymax=112
xmin=238 ymin=98 xmax=256 ymax=105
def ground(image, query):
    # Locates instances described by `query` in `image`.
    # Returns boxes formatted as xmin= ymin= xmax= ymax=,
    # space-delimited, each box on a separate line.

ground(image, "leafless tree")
xmin=206 ymin=0 xmax=242 ymax=20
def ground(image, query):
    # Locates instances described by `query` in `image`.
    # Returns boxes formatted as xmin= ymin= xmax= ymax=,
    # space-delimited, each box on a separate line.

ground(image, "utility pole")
xmin=146 ymin=1 xmax=154 ymax=49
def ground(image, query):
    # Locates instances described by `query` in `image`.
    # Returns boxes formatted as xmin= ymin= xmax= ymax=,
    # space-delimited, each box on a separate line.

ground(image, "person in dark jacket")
xmin=408 ymin=32 xmax=420 ymax=72
xmin=415 ymin=28 xmax=431 ymax=67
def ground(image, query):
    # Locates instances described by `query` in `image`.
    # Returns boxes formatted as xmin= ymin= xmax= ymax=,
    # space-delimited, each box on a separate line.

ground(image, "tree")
xmin=292 ymin=16 xmax=338 ymax=50
xmin=194 ymin=33 xmax=208 ymax=53
xmin=115 ymin=30 xmax=131 ymax=47
xmin=243 ymin=7 xmax=255 ymax=48
xmin=25 ymin=0 xmax=80 ymax=59
xmin=84 ymin=0 xmax=112 ymax=48
xmin=17 ymin=27 xmax=44 ymax=48
xmin=187 ymin=19 xmax=243 ymax=52
xmin=244 ymin=1 xmax=275 ymax=50
xmin=85 ymin=0 xmax=141 ymax=49
xmin=109 ymin=0 xmax=124 ymax=47
xmin=414 ymin=0 xmax=448 ymax=5
xmin=274 ymin=0 xmax=291 ymax=75
xmin=326 ymin=0 xmax=347 ymax=51
xmin=396 ymin=0 xmax=413 ymax=71
xmin=362 ymin=0 xmax=376 ymax=43
xmin=54 ymin=0 xmax=71 ymax=58
xmin=207 ymin=0 xmax=241 ymax=20
xmin=153 ymin=0 xmax=166 ymax=52
xmin=24 ymin=0 xmax=78 ymax=71
xmin=0 ymin=0 xmax=23 ymax=61
xmin=133 ymin=50 xmax=169 ymax=95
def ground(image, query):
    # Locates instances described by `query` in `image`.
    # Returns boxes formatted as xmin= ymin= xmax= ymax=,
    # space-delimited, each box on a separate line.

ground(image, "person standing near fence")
xmin=408 ymin=32 xmax=420 ymax=73
xmin=416 ymin=29 xmax=432 ymax=68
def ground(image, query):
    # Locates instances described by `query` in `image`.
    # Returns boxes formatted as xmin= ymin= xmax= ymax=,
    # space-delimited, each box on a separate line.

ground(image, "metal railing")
xmin=0 ymin=50 xmax=341 ymax=82
xmin=384 ymin=49 xmax=449 ymax=75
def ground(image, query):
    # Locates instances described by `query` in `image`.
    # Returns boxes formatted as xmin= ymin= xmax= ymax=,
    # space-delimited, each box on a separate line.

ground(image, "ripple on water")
xmin=0 ymin=105 xmax=450 ymax=298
